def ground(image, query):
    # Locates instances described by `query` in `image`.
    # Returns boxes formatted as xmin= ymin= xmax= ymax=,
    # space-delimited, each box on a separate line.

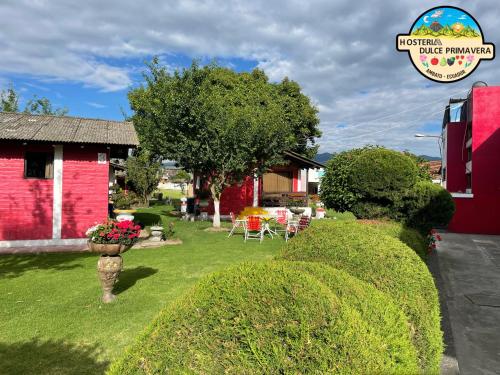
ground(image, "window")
xmin=24 ymin=152 xmax=54 ymax=179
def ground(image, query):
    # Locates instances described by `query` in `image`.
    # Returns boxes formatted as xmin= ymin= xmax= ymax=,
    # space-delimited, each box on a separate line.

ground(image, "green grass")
xmin=0 ymin=205 xmax=281 ymax=374
xmin=157 ymin=188 xmax=186 ymax=200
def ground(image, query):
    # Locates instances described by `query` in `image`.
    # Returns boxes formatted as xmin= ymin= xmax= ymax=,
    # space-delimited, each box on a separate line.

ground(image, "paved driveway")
xmin=432 ymin=232 xmax=500 ymax=375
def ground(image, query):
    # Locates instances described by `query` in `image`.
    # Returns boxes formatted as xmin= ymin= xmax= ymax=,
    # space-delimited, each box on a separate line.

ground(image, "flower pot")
xmin=290 ymin=208 xmax=306 ymax=215
xmin=150 ymin=226 xmax=163 ymax=242
xmin=113 ymin=209 xmax=136 ymax=222
xmin=88 ymin=242 xmax=132 ymax=256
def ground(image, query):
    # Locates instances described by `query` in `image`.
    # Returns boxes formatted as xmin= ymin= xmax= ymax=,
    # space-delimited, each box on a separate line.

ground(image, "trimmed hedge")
xmin=109 ymin=262 xmax=419 ymax=374
xmin=277 ymin=261 xmax=419 ymax=372
xmin=361 ymin=220 xmax=428 ymax=259
xmin=404 ymin=181 xmax=455 ymax=232
xmin=278 ymin=220 xmax=442 ymax=374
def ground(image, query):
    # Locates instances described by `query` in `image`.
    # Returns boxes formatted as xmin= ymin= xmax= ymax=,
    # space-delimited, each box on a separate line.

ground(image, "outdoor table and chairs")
xmin=229 ymin=209 xmax=311 ymax=243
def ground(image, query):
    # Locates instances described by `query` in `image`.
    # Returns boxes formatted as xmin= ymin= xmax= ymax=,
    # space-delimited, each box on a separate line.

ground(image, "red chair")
xmin=274 ymin=209 xmax=288 ymax=233
xmin=285 ymin=220 xmax=299 ymax=242
xmin=228 ymin=212 xmax=246 ymax=237
xmin=245 ymin=216 xmax=264 ymax=243
xmin=298 ymin=215 xmax=311 ymax=231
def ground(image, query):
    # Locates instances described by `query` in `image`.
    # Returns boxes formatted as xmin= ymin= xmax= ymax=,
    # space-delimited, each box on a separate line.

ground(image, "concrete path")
xmin=432 ymin=232 xmax=500 ymax=375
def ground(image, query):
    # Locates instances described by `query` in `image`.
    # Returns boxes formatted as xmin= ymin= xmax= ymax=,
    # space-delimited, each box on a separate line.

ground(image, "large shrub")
xmin=278 ymin=221 xmax=443 ymax=373
xmin=109 ymin=262 xmax=419 ymax=374
xmin=361 ymin=220 xmax=428 ymax=259
xmin=319 ymin=147 xmax=365 ymax=211
xmin=320 ymin=147 xmax=419 ymax=220
xmin=277 ymin=261 xmax=419 ymax=372
xmin=404 ymin=181 xmax=455 ymax=232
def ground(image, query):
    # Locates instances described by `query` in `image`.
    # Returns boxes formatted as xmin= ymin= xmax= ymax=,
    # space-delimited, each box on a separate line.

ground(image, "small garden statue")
xmin=86 ymin=220 xmax=141 ymax=303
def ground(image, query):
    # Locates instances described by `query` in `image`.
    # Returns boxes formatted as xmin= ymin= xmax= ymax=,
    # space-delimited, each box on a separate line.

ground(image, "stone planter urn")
xmin=113 ymin=209 xmax=136 ymax=222
xmin=150 ymin=226 xmax=163 ymax=242
xmin=89 ymin=242 xmax=132 ymax=303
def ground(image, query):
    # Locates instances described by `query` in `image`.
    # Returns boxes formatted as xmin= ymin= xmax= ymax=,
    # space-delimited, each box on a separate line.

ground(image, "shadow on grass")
xmin=114 ymin=266 xmax=158 ymax=294
xmin=133 ymin=212 xmax=162 ymax=227
xmin=0 ymin=339 xmax=109 ymax=375
xmin=0 ymin=253 xmax=90 ymax=279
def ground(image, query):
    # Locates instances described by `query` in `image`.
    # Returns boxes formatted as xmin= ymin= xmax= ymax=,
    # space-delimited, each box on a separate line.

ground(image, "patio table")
xmin=260 ymin=216 xmax=277 ymax=238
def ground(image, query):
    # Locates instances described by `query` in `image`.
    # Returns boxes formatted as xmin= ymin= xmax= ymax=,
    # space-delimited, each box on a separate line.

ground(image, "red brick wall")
xmin=61 ymin=146 xmax=109 ymax=238
xmin=0 ymin=142 xmax=54 ymax=240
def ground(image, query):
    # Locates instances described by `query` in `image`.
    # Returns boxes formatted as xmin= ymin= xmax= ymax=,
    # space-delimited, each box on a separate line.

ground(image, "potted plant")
xmin=111 ymin=190 xmax=140 ymax=221
xmin=86 ymin=220 xmax=141 ymax=303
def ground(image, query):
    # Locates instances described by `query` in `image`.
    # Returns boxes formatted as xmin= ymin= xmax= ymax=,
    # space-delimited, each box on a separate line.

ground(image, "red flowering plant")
xmin=86 ymin=220 xmax=141 ymax=246
xmin=427 ymin=229 xmax=442 ymax=253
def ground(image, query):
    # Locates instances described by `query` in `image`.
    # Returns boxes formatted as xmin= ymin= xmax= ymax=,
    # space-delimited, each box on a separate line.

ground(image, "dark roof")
xmin=0 ymin=112 xmax=139 ymax=146
xmin=284 ymin=150 xmax=325 ymax=169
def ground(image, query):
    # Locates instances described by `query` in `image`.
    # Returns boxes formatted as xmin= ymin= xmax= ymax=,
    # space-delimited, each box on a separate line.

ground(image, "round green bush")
xmin=278 ymin=221 xmax=443 ymax=374
xmin=276 ymin=260 xmax=419 ymax=372
xmin=404 ymin=181 xmax=455 ymax=232
xmin=320 ymin=147 xmax=420 ymax=220
xmin=350 ymin=148 xmax=418 ymax=203
xmin=109 ymin=262 xmax=419 ymax=374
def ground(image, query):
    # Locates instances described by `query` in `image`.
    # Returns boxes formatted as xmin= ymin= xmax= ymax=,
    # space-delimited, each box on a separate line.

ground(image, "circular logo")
xmin=397 ymin=6 xmax=495 ymax=83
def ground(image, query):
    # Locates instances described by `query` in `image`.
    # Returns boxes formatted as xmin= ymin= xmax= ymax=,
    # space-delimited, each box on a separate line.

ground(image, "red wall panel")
xmin=61 ymin=146 xmax=109 ymax=238
xmin=447 ymin=87 xmax=500 ymax=233
xmin=445 ymin=122 xmax=467 ymax=193
xmin=0 ymin=143 xmax=53 ymax=240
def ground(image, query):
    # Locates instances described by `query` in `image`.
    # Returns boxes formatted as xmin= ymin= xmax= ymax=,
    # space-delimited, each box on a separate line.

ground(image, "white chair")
xmin=228 ymin=212 xmax=246 ymax=237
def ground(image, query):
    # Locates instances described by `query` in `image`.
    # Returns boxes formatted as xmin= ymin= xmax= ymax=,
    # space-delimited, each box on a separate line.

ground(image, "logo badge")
xmin=397 ymin=6 xmax=495 ymax=83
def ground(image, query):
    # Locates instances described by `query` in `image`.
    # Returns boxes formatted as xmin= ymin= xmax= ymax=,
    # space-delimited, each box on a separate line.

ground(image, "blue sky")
xmin=7 ymin=54 xmax=260 ymax=121
xmin=1 ymin=1 xmax=499 ymax=156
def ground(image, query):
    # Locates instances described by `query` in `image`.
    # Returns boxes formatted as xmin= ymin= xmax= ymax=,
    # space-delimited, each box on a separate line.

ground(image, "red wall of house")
xmin=445 ymin=122 xmax=467 ymax=193
xmin=0 ymin=143 xmax=54 ymax=240
xmin=0 ymin=142 xmax=110 ymax=241
xmin=61 ymin=146 xmax=109 ymax=238
xmin=447 ymin=87 xmax=500 ymax=234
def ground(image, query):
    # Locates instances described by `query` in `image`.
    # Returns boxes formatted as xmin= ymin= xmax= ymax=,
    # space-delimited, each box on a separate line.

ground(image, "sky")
xmin=0 ymin=1 xmax=499 ymax=157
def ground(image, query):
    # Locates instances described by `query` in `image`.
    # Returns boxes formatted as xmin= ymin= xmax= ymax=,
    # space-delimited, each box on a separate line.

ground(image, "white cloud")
xmin=86 ymin=101 xmax=107 ymax=109
xmin=0 ymin=0 xmax=499 ymax=154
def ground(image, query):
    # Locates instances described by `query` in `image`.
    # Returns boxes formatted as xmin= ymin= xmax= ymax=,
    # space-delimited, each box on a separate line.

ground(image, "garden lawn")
xmin=0 ymin=205 xmax=281 ymax=375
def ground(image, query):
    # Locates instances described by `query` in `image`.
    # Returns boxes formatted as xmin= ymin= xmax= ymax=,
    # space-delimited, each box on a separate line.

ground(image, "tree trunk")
xmin=210 ymin=183 xmax=222 ymax=228
xmin=213 ymin=199 xmax=221 ymax=228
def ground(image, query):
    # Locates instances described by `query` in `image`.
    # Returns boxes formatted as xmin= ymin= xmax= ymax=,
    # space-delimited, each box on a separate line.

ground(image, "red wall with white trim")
xmin=61 ymin=146 xmax=109 ymax=238
xmin=0 ymin=142 xmax=54 ymax=240
xmin=0 ymin=142 xmax=110 ymax=241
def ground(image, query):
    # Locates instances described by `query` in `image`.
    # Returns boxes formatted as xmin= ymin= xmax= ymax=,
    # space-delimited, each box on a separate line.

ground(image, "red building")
xmin=195 ymin=151 xmax=324 ymax=216
xmin=442 ymin=83 xmax=500 ymax=234
xmin=0 ymin=113 xmax=138 ymax=247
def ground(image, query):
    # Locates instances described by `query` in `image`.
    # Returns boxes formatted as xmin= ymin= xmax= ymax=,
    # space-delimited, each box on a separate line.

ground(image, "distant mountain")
xmin=418 ymin=155 xmax=441 ymax=161
xmin=315 ymin=152 xmax=334 ymax=164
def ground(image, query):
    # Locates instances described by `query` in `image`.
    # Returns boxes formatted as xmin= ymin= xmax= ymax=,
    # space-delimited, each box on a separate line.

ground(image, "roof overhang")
xmin=284 ymin=150 xmax=325 ymax=169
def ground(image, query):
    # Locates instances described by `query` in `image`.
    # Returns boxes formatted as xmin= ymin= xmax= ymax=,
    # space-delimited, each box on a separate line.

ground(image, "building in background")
xmin=442 ymin=82 xmax=500 ymax=234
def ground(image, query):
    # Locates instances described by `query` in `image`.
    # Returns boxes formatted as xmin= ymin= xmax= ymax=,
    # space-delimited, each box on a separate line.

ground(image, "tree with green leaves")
xmin=170 ymin=170 xmax=191 ymax=194
xmin=0 ymin=85 xmax=68 ymax=115
xmin=126 ymin=149 xmax=162 ymax=206
xmin=129 ymin=59 xmax=319 ymax=227
xmin=0 ymin=86 xmax=19 ymax=112
xmin=24 ymin=95 xmax=68 ymax=116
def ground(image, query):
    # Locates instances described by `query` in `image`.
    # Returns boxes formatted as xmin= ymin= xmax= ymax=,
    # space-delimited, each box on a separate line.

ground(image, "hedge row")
xmin=110 ymin=220 xmax=442 ymax=374
xmin=109 ymin=261 xmax=420 ymax=374
xmin=278 ymin=220 xmax=442 ymax=374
